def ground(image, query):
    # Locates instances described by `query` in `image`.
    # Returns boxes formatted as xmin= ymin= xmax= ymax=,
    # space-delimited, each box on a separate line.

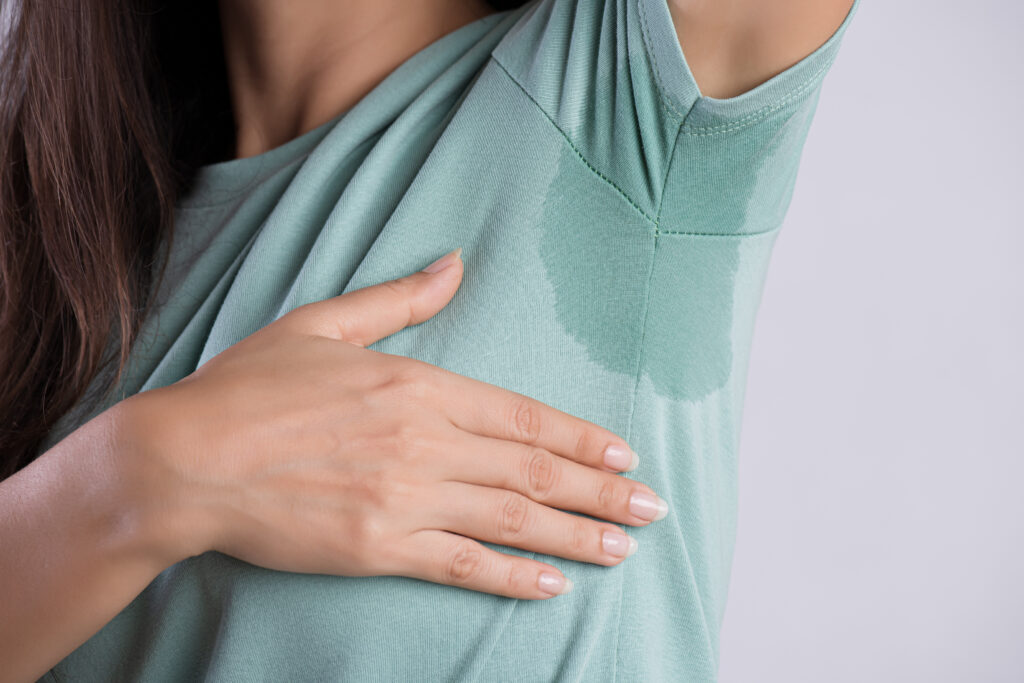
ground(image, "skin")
xmin=219 ymin=0 xmax=498 ymax=158
xmin=0 ymin=2 xmax=858 ymax=681
xmin=222 ymin=0 xmax=858 ymax=156
xmin=0 ymin=253 xmax=665 ymax=683
xmin=668 ymin=0 xmax=858 ymax=99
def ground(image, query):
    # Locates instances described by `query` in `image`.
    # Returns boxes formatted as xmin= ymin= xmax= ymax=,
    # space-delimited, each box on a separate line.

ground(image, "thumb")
xmin=295 ymin=247 xmax=464 ymax=346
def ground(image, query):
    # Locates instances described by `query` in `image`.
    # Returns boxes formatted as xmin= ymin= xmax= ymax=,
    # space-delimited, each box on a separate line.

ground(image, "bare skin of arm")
xmin=668 ymin=0 xmax=858 ymax=99
xmin=0 ymin=404 xmax=180 ymax=683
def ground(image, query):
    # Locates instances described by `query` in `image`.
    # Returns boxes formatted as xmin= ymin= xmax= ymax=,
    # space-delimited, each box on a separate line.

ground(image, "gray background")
xmin=719 ymin=1 xmax=1023 ymax=681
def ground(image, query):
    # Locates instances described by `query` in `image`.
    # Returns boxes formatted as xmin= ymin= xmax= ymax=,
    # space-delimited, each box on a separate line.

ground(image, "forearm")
xmin=0 ymin=401 xmax=183 ymax=683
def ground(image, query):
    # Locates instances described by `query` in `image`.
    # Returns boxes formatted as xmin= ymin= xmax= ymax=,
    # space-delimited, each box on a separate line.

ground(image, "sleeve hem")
xmin=637 ymin=0 xmax=861 ymax=132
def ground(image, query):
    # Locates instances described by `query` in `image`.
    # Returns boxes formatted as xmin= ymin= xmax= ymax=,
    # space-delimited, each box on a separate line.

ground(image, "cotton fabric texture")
xmin=39 ymin=0 xmax=860 ymax=680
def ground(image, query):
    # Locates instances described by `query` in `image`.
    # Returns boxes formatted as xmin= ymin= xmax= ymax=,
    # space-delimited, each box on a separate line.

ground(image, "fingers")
xmin=432 ymin=480 xmax=640 ymax=568
xmin=430 ymin=370 xmax=639 ymax=475
xmin=283 ymin=248 xmax=464 ymax=346
xmin=279 ymin=245 xmax=639 ymax=478
xmin=437 ymin=429 xmax=668 ymax=527
xmin=388 ymin=528 xmax=574 ymax=600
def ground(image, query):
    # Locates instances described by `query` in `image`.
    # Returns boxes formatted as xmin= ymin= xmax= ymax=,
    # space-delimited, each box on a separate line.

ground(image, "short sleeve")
xmin=654 ymin=0 xmax=861 ymax=235
xmin=490 ymin=0 xmax=860 ymax=225
xmin=491 ymin=0 xmax=695 ymax=215
xmin=640 ymin=0 xmax=861 ymax=131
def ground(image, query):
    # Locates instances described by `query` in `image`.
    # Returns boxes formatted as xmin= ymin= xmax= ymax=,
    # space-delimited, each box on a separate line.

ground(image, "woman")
xmin=0 ymin=0 xmax=860 ymax=680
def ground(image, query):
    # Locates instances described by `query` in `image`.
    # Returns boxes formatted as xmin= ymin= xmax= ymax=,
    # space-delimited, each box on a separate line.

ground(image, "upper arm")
xmin=667 ymin=0 xmax=858 ymax=99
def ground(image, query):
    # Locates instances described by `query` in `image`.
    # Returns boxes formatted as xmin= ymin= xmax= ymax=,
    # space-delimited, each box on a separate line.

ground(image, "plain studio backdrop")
xmin=718 ymin=1 xmax=1023 ymax=681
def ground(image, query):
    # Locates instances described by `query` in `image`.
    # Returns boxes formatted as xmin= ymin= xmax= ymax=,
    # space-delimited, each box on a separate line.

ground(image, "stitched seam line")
xmin=491 ymin=57 xmax=657 ymax=225
xmin=681 ymin=56 xmax=836 ymax=135
xmin=610 ymin=101 xmax=686 ymax=683
xmin=636 ymin=0 xmax=685 ymax=121
xmin=658 ymin=225 xmax=783 ymax=238
xmin=650 ymin=123 xmax=723 ymax=676
xmin=654 ymin=116 xmax=684 ymax=234
xmin=614 ymin=197 xmax=660 ymax=683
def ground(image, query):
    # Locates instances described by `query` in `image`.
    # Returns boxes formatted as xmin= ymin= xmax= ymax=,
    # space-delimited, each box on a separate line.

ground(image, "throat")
xmin=218 ymin=0 xmax=499 ymax=159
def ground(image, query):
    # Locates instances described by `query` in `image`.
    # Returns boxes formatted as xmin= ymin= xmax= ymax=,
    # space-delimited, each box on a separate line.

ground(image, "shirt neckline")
xmin=176 ymin=107 xmax=350 ymax=209
xmin=176 ymin=7 xmax=516 ymax=210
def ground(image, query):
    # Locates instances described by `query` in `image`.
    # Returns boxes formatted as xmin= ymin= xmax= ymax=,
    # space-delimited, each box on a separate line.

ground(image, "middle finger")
xmin=434 ymin=427 xmax=670 ymax=527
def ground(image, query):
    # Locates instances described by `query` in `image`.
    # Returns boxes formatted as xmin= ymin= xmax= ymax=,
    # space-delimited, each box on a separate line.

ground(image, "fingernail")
xmin=603 ymin=444 xmax=639 ymax=472
xmin=629 ymin=491 xmax=669 ymax=521
xmin=422 ymin=247 xmax=463 ymax=274
xmin=602 ymin=530 xmax=638 ymax=558
xmin=538 ymin=572 xmax=574 ymax=596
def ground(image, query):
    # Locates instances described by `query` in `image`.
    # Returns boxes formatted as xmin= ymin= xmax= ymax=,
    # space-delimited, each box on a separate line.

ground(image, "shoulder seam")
xmin=490 ymin=56 xmax=658 ymax=226
xmin=636 ymin=0 xmax=687 ymax=121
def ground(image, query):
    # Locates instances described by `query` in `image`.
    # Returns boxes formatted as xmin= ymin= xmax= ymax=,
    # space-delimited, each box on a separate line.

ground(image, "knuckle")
xmin=378 ymin=279 xmax=417 ymax=326
xmin=358 ymin=471 xmax=396 ymax=509
xmin=393 ymin=361 xmax=428 ymax=392
xmin=573 ymin=427 xmax=594 ymax=464
xmin=377 ymin=278 xmax=409 ymax=299
xmin=389 ymin=420 xmax=427 ymax=460
xmin=597 ymin=478 xmax=619 ymax=512
xmin=497 ymin=492 xmax=530 ymax=541
xmin=507 ymin=396 xmax=542 ymax=443
xmin=505 ymin=562 xmax=528 ymax=594
xmin=375 ymin=363 xmax=435 ymax=407
xmin=372 ymin=367 xmax=409 ymax=396
xmin=567 ymin=516 xmax=589 ymax=555
xmin=345 ymin=359 xmax=386 ymax=392
xmin=378 ymin=471 xmax=419 ymax=513
xmin=521 ymin=448 xmax=558 ymax=499
xmin=330 ymin=313 xmax=357 ymax=343
xmin=349 ymin=468 xmax=410 ymax=514
xmin=445 ymin=538 xmax=484 ymax=584
xmin=398 ymin=373 xmax=431 ymax=404
xmin=285 ymin=300 xmax=351 ymax=341
xmin=348 ymin=513 xmax=386 ymax=555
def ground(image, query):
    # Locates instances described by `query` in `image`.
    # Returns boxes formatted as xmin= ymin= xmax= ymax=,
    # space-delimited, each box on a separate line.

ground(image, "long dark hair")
xmin=0 ymin=1 xmax=233 ymax=479
xmin=0 ymin=0 xmax=528 ymax=480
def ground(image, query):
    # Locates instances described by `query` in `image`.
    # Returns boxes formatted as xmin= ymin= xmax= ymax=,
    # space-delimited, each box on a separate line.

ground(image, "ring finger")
xmin=431 ymin=480 xmax=639 ymax=566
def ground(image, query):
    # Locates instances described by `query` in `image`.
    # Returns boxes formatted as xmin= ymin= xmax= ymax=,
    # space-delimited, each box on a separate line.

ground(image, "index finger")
xmin=420 ymin=363 xmax=639 ymax=474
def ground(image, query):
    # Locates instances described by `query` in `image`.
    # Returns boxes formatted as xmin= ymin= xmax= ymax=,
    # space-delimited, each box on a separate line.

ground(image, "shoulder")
xmin=667 ymin=0 xmax=858 ymax=99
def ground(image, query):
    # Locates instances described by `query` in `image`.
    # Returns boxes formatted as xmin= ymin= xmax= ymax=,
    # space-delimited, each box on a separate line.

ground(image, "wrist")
xmin=102 ymin=389 xmax=213 ymax=568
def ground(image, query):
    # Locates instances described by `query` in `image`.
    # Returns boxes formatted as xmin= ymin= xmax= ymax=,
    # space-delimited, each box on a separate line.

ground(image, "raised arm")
xmin=667 ymin=0 xmax=858 ymax=99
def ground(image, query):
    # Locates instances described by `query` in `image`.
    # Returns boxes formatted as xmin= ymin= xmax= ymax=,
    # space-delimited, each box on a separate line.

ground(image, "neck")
xmin=218 ymin=0 xmax=496 ymax=159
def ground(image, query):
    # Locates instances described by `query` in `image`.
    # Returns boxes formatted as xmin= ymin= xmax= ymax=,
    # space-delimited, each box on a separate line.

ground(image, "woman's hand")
xmin=120 ymin=248 xmax=669 ymax=600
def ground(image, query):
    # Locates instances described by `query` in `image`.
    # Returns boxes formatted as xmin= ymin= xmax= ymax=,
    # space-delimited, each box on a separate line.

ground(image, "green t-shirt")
xmin=41 ymin=0 xmax=860 ymax=680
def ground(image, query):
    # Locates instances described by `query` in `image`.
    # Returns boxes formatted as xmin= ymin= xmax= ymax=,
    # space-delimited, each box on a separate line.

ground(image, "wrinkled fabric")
xmin=40 ymin=0 xmax=860 ymax=680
